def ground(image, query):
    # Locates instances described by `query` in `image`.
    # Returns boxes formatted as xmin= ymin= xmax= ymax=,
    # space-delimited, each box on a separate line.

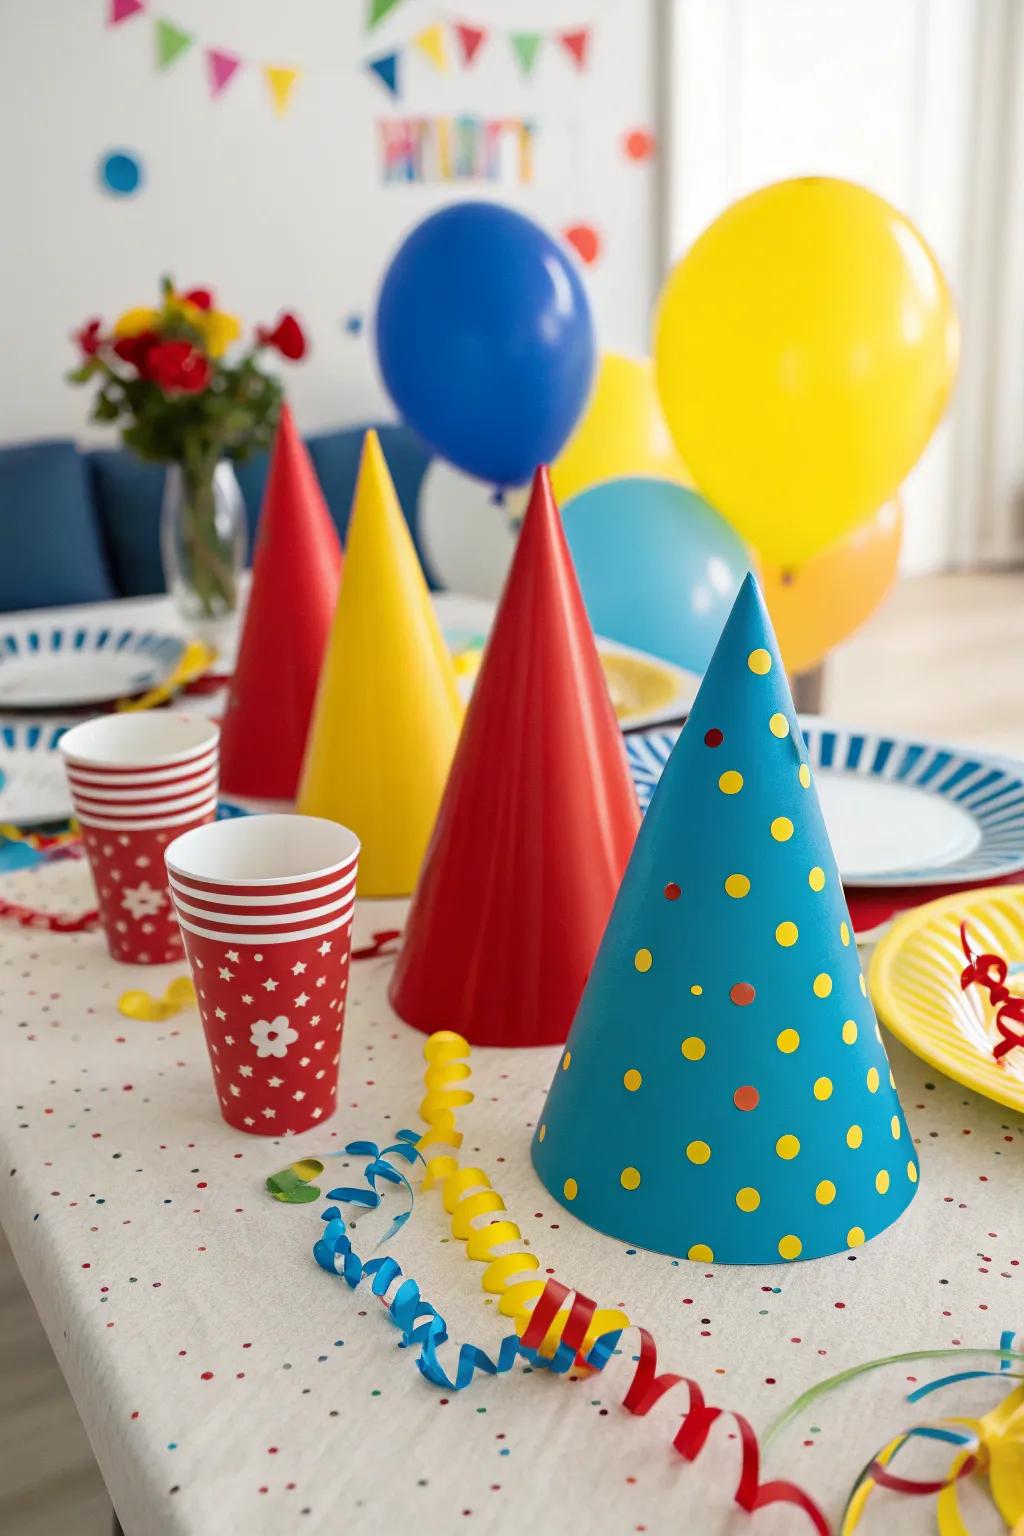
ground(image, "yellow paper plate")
xmin=451 ymin=644 xmax=689 ymax=729
xmin=869 ymin=884 xmax=1024 ymax=1111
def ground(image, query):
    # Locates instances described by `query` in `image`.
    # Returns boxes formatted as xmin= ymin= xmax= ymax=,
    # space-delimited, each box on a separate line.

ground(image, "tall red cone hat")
xmin=390 ymin=466 xmax=640 ymax=1047
xmin=219 ymin=404 xmax=342 ymax=800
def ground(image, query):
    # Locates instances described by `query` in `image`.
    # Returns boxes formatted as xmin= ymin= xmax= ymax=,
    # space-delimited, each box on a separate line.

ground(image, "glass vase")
xmin=160 ymin=459 xmax=247 ymax=637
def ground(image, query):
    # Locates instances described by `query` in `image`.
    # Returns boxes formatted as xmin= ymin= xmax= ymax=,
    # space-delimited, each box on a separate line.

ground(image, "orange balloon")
xmin=761 ymin=501 xmax=902 ymax=674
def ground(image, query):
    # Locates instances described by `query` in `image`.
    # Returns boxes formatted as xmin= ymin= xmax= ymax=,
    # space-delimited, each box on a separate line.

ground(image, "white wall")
xmin=0 ymin=0 xmax=657 ymax=443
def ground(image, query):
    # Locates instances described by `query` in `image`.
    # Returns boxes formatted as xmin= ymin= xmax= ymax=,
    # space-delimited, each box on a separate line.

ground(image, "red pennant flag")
xmin=454 ymin=22 xmax=487 ymax=66
xmin=108 ymin=0 xmax=144 ymax=23
xmin=559 ymin=27 xmax=590 ymax=68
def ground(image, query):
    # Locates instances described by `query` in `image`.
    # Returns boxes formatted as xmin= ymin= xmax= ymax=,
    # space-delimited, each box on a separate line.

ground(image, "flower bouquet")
xmin=68 ymin=278 xmax=307 ymax=628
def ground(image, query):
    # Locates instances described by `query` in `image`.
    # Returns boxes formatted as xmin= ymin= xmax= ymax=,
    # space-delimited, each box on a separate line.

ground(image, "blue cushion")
xmin=0 ymin=439 xmax=115 ymax=612
xmin=88 ymin=450 xmax=166 ymax=597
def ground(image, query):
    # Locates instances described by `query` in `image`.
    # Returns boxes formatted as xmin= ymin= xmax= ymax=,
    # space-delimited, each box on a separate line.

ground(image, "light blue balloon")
xmin=561 ymin=477 xmax=751 ymax=673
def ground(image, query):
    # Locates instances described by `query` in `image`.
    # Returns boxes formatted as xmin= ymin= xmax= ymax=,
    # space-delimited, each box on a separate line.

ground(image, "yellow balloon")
xmin=654 ymin=178 xmax=958 ymax=565
xmin=551 ymin=352 xmax=690 ymax=505
xmin=760 ymin=499 xmax=902 ymax=674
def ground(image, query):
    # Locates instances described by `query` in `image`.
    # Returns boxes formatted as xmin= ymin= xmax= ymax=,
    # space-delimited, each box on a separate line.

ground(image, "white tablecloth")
xmin=1 ymin=850 xmax=1021 ymax=1535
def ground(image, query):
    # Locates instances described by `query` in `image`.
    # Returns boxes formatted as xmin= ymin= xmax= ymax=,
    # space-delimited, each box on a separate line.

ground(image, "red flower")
xmin=181 ymin=287 xmax=213 ymax=312
xmin=74 ymin=319 xmax=104 ymax=356
xmin=256 ymin=312 xmax=307 ymax=361
xmin=113 ymin=329 xmax=160 ymax=372
xmin=144 ymin=341 xmax=212 ymax=394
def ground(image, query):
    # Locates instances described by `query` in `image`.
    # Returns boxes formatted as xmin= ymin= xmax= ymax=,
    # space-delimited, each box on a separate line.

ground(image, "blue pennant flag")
xmin=366 ymin=50 xmax=401 ymax=97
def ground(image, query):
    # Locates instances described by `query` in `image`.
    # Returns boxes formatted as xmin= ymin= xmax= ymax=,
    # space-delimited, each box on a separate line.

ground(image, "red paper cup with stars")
xmin=59 ymin=715 xmax=220 ymax=965
xmin=164 ymin=814 xmax=360 ymax=1135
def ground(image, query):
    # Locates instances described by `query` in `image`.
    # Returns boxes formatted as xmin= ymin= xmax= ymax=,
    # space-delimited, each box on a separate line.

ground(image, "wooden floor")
xmin=1 ymin=569 xmax=1022 ymax=1535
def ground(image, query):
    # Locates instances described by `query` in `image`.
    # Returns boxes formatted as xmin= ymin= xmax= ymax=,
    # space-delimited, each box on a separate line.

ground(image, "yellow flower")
xmin=166 ymin=297 xmax=208 ymax=332
xmin=113 ymin=306 xmax=161 ymax=338
xmin=201 ymin=309 xmax=242 ymax=358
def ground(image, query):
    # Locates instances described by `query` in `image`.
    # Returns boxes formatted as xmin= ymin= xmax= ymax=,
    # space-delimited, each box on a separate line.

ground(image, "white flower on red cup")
xmin=121 ymin=882 xmax=168 ymax=921
xmin=249 ymin=1015 xmax=298 ymax=1059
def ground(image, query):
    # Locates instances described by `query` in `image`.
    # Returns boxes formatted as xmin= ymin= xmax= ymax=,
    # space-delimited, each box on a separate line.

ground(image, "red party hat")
xmin=219 ymin=404 xmax=342 ymax=799
xmin=390 ymin=466 xmax=640 ymax=1047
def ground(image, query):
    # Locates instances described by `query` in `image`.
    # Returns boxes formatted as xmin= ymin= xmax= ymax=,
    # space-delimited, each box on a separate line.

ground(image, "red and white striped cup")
xmin=164 ymin=814 xmax=359 ymax=1135
xmin=59 ymin=715 xmax=220 ymax=964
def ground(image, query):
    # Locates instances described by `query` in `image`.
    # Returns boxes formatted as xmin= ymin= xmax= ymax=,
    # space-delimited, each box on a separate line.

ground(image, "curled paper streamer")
xmin=351 ymin=929 xmax=403 ymax=961
xmin=0 ymin=897 xmax=98 ymax=932
xmin=960 ymin=922 xmax=1024 ymax=1061
xmin=417 ymin=1030 xmax=828 ymax=1532
xmin=118 ymin=976 xmax=197 ymax=1021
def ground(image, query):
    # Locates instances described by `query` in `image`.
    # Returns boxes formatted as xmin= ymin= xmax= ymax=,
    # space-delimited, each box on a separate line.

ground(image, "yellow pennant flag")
xmin=414 ymin=23 xmax=448 ymax=71
xmin=264 ymin=64 xmax=301 ymax=116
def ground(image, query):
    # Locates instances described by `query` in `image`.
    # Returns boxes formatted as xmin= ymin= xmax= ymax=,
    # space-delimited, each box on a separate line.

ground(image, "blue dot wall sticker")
xmin=99 ymin=150 xmax=144 ymax=197
xmin=531 ymin=572 xmax=918 ymax=1265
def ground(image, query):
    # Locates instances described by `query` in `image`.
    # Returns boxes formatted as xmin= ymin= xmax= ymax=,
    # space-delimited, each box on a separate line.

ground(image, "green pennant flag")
xmin=367 ymin=0 xmax=404 ymax=28
xmin=510 ymin=31 xmax=543 ymax=77
xmin=155 ymin=17 xmax=193 ymax=69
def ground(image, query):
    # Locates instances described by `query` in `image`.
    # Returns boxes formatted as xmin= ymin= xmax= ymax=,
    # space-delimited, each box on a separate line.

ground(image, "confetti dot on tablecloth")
xmin=891 ymin=1116 xmax=901 ymax=1139
xmin=840 ymin=921 xmax=851 ymax=946
xmin=907 ymin=1161 xmax=918 ymax=1183
xmin=634 ymin=948 xmax=652 ymax=972
xmin=847 ymin=1124 xmax=863 ymax=1149
xmin=620 ymin=1166 xmax=641 ymax=1190
xmin=664 ymin=882 xmax=681 ymax=900
xmin=719 ymin=770 xmax=743 ymax=795
xmin=847 ymin=1226 xmax=866 ymax=1247
xmin=875 ymin=1170 xmax=890 ymax=1194
xmin=730 ymin=982 xmax=756 ymax=1006
xmin=688 ymin=1243 xmax=713 ymax=1262
xmin=733 ymin=1085 xmax=759 ymax=1111
xmin=748 ymin=648 xmax=772 ymax=675
xmin=769 ymin=712 xmax=789 ymax=738
xmin=776 ymin=1134 xmax=800 ymax=1160
xmin=813 ymin=973 xmax=832 ymax=998
xmin=777 ymin=1028 xmax=800 ymax=1054
xmin=799 ymin=764 xmax=811 ymax=789
xmin=808 ymin=867 xmax=826 ymax=892
xmin=736 ymin=1187 xmax=760 ymax=1212
xmin=866 ymin=1067 xmax=880 ymax=1093
xmin=623 ymin=1069 xmax=642 ymax=1092
xmin=816 ymin=1180 xmax=836 ymax=1205
xmin=686 ymin=1140 xmax=711 ymax=1165
xmin=776 ymin=921 xmax=798 ymax=947
xmin=562 ymin=1051 xmax=572 ymax=1070
xmin=771 ymin=817 xmax=793 ymax=841
xmin=813 ymin=1076 xmax=833 ymax=1101
xmin=842 ymin=1020 xmax=858 ymax=1045
xmin=563 ymin=1178 xmax=577 ymax=1200
xmin=690 ymin=984 xmax=703 ymax=996
xmin=704 ymin=728 xmax=723 ymax=748
xmin=681 ymin=1036 xmax=706 ymax=1060
xmin=778 ymin=1234 xmax=802 ymax=1260
xmin=725 ymin=874 xmax=750 ymax=898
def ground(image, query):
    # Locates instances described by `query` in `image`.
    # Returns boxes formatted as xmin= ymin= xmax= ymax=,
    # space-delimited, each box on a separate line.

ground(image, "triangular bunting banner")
xmin=367 ymin=0 xmax=405 ymax=27
xmin=454 ymin=22 xmax=487 ymax=66
xmin=509 ymin=31 xmax=542 ymax=77
xmin=263 ymin=64 xmax=300 ymax=117
xmin=109 ymin=0 xmax=145 ymax=25
xmin=414 ymin=23 xmax=448 ymax=72
xmin=206 ymin=47 xmax=241 ymax=98
xmin=559 ymin=27 xmax=590 ymax=68
xmin=366 ymin=50 xmax=401 ymax=97
xmin=154 ymin=17 xmax=193 ymax=69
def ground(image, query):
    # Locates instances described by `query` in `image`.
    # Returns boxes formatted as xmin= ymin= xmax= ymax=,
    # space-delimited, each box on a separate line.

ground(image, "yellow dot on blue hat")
xmin=847 ymin=1226 xmax=865 ymax=1247
xmin=681 ymin=1036 xmax=706 ymax=1060
xmin=620 ymin=1166 xmax=641 ymax=1190
xmin=539 ymin=1125 xmax=547 ymax=1142
xmin=813 ymin=973 xmax=833 ymax=998
xmin=867 ymin=1067 xmax=880 ymax=1092
xmin=799 ymin=763 xmax=811 ymax=789
xmin=815 ymin=1180 xmax=836 ymax=1205
xmin=890 ymin=1115 xmax=901 ymax=1139
xmin=776 ymin=1133 xmax=800 ymax=1160
xmin=847 ymin=1124 xmax=863 ymax=1148
xmin=634 ymin=948 xmax=653 ymax=972
xmin=907 ymin=1161 xmax=918 ymax=1183
xmin=562 ymin=1051 xmax=572 ymax=1070
xmin=776 ymin=921 xmax=798 ymax=947
xmin=688 ymin=1243 xmax=713 ymax=1262
xmin=840 ymin=921 xmax=851 ymax=946
xmin=719 ymin=770 xmax=744 ymax=795
xmin=736 ymin=1187 xmax=760 ymax=1212
xmin=748 ymin=648 xmax=772 ymax=675
xmin=563 ymin=1178 xmax=577 ymax=1200
xmin=778 ymin=1234 xmax=802 ymax=1260
xmin=690 ymin=984 xmax=703 ymax=996
xmin=769 ymin=712 xmax=789 ymax=738
xmin=777 ymin=1028 xmax=800 ymax=1053
xmin=771 ymin=816 xmax=794 ymax=842
xmin=842 ymin=1020 xmax=858 ymax=1044
xmin=623 ymin=1068 xmax=642 ymax=1091
xmin=686 ymin=1140 xmax=711 ymax=1165
xmin=725 ymin=873 xmax=750 ymax=898
xmin=876 ymin=1169 xmax=890 ymax=1194
xmin=813 ymin=1076 xmax=833 ymax=1100
xmin=808 ymin=866 xmax=826 ymax=891
xmin=859 ymin=975 xmax=867 ymax=996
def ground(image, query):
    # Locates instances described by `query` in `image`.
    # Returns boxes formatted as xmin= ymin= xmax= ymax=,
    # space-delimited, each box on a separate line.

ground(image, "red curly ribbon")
xmin=869 ymin=1452 xmax=980 ymax=1498
xmin=521 ymin=1279 xmax=830 ymax=1535
xmin=351 ymin=929 xmax=402 ymax=961
xmin=0 ymin=898 xmax=99 ymax=932
xmin=960 ymin=921 xmax=1024 ymax=1059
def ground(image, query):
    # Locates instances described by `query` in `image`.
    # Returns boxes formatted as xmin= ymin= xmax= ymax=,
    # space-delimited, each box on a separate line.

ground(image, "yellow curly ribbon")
xmin=119 ymin=976 xmax=196 ymax=1021
xmin=418 ymin=1031 xmax=629 ymax=1361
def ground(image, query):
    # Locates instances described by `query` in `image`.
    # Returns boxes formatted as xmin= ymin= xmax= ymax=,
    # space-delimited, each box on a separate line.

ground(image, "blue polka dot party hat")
xmin=531 ymin=573 xmax=918 ymax=1264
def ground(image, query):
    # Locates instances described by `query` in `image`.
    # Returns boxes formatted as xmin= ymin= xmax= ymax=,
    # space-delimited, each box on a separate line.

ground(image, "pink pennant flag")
xmin=559 ymin=28 xmax=590 ymax=68
xmin=206 ymin=47 xmax=242 ymax=98
xmin=108 ymin=0 xmax=145 ymax=24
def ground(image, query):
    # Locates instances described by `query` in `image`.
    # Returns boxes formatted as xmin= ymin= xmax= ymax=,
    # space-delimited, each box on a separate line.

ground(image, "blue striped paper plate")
xmin=626 ymin=719 xmax=1024 ymax=888
xmin=0 ymin=624 xmax=184 ymax=709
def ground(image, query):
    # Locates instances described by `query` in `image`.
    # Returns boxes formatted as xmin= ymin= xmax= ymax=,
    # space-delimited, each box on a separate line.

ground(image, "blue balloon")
xmin=375 ymin=202 xmax=595 ymax=487
xmin=562 ymin=477 xmax=751 ymax=673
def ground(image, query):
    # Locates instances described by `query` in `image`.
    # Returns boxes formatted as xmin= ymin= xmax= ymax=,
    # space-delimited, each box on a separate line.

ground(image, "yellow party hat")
xmin=296 ymin=431 xmax=463 ymax=896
